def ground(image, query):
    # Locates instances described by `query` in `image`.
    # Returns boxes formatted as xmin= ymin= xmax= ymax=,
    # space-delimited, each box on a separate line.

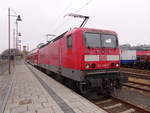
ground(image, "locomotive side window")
xmin=67 ymin=35 xmax=72 ymax=48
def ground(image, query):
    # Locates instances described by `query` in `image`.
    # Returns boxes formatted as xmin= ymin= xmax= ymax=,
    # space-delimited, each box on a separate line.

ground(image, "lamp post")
xmin=13 ymin=28 xmax=15 ymax=48
xmin=8 ymin=8 xmax=22 ymax=74
xmin=16 ymin=20 xmax=22 ymax=50
xmin=16 ymin=21 xmax=18 ymax=49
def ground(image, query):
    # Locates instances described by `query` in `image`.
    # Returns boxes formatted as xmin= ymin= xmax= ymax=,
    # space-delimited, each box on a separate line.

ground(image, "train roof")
xmin=39 ymin=27 xmax=118 ymax=49
xmin=28 ymin=48 xmax=39 ymax=55
xmin=136 ymin=50 xmax=150 ymax=56
xmin=72 ymin=27 xmax=117 ymax=35
xmin=39 ymin=31 xmax=68 ymax=49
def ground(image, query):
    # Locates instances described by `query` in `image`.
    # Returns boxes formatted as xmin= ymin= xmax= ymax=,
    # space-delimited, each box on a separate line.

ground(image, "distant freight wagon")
xmin=136 ymin=50 xmax=150 ymax=69
xmin=120 ymin=50 xmax=150 ymax=69
xmin=120 ymin=50 xmax=136 ymax=66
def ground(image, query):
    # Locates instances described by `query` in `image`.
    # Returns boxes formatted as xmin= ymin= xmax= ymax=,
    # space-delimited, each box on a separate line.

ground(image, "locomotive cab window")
xmin=84 ymin=32 xmax=118 ymax=48
xmin=101 ymin=34 xmax=118 ymax=48
xmin=67 ymin=35 xmax=72 ymax=48
xmin=84 ymin=32 xmax=101 ymax=48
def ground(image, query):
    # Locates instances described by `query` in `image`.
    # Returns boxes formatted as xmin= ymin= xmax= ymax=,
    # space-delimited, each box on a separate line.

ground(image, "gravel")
xmin=113 ymin=88 xmax=150 ymax=110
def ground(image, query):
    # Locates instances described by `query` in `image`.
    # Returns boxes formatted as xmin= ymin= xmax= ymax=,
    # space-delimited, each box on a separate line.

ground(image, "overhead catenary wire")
xmin=51 ymin=0 xmax=75 ymax=33
xmin=75 ymin=0 xmax=93 ymax=13
xmin=52 ymin=0 xmax=94 ymax=34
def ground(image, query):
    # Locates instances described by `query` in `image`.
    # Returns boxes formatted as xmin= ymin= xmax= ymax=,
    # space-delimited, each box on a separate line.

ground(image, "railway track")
xmin=120 ymin=67 xmax=150 ymax=80
xmin=120 ymin=71 xmax=150 ymax=80
xmin=92 ymin=96 xmax=150 ymax=113
xmin=34 ymin=64 xmax=150 ymax=113
xmin=122 ymin=81 xmax=150 ymax=92
xmin=120 ymin=67 xmax=150 ymax=74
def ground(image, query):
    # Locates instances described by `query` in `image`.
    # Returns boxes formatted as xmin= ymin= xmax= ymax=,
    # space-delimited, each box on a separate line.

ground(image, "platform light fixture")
xmin=8 ymin=8 xmax=22 ymax=74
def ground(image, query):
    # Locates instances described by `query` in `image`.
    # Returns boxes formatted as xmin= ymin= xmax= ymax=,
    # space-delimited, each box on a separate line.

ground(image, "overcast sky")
xmin=0 ymin=0 xmax=150 ymax=53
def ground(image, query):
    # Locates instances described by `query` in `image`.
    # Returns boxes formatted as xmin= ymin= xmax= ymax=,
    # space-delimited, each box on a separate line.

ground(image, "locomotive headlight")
xmin=85 ymin=64 xmax=90 ymax=69
xmin=116 ymin=63 xmax=119 ymax=67
xmin=91 ymin=63 xmax=96 ymax=68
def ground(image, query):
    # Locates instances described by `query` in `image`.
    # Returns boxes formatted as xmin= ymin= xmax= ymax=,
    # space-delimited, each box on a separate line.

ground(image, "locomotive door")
xmin=66 ymin=34 xmax=73 ymax=68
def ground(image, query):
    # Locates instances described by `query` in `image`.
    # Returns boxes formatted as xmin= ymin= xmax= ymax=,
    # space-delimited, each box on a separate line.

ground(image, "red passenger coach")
xmin=36 ymin=27 xmax=124 ymax=95
xmin=136 ymin=50 xmax=150 ymax=69
xmin=26 ymin=48 xmax=39 ymax=66
xmin=136 ymin=50 xmax=150 ymax=56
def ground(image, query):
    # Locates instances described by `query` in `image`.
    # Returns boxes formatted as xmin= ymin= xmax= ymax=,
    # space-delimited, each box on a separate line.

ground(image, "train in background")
xmin=26 ymin=27 xmax=127 ymax=96
xmin=136 ymin=50 xmax=150 ymax=69
xmin=26 ymin=48 xmax=39 ymax=66
xmin=120 ymin=50 xmax=150 ymax=69
xmin=120 ymin=50 xmax=136 ymax=66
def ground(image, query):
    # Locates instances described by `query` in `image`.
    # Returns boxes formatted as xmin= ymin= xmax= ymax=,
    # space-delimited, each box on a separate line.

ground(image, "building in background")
xmin=22 ymin=45 xmax=28 ymax=58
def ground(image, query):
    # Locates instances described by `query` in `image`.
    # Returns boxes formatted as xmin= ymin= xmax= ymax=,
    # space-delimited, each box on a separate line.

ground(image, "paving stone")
xmin=28 ymin=103 xmax=43 ymax=111
xmin=73 ymin=108 xmax=83 ymax=113
xmin=0 ymin=75 xmax=12 ymax=111
xmin=36 ymin=107 xmax=54 ymax=113
xmin=4 ymin=63 xmax=107 ymax=113
xmin=51 ymin=106 xmax=64 ymax=113
xmin=33 ymin=97 xmax=48 ymax=103
xmin=29 ymin=65 xmax=107 ymax=113
xmin=3 ymin=110 xmax=10 ymax=113
xmin=4 ymin=64 xmax=63 ymax=113
xmin=5 ymin=103 xmax=19 ymax=110
xmin=11 ymin=105 xmax=28 ymax=113
xmin=23 ymin=111 xmax=36 ymax=113
xmin=42 ymin=102 xmax=58 ymax=108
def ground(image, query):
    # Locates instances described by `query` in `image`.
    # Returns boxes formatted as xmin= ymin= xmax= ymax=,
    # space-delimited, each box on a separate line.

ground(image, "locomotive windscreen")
xmin=84 ymin=32 xmax=118 ymax=48
xmin=101 ymin=34 xmax=117 ymax=48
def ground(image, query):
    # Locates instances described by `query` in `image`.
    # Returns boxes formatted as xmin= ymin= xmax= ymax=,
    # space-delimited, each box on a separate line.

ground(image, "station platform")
xmin=3 ymin=62 xmax=107 ymax=113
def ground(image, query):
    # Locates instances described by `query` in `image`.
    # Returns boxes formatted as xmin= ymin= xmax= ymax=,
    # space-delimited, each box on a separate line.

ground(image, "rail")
xmin=91 ymin=96 xmax=150 ymax=113
xmin=122 ymin=82 xmax=150 ymax=92
xmin=121 ymin=67 xmax=150 ymax=75
xmin=28 ymin=63 xmax=150 ymax=113
xmin=120 ymin=71 xmax=150 ymax=80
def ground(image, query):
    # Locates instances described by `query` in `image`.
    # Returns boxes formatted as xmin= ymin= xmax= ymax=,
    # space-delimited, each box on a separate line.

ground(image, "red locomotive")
xmin=27 ymin=27 xmax=126 ymax=95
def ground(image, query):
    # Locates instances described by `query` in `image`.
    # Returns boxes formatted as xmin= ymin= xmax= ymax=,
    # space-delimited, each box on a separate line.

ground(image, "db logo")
xmin=100 ymin=55 xmax=107 ymax=61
